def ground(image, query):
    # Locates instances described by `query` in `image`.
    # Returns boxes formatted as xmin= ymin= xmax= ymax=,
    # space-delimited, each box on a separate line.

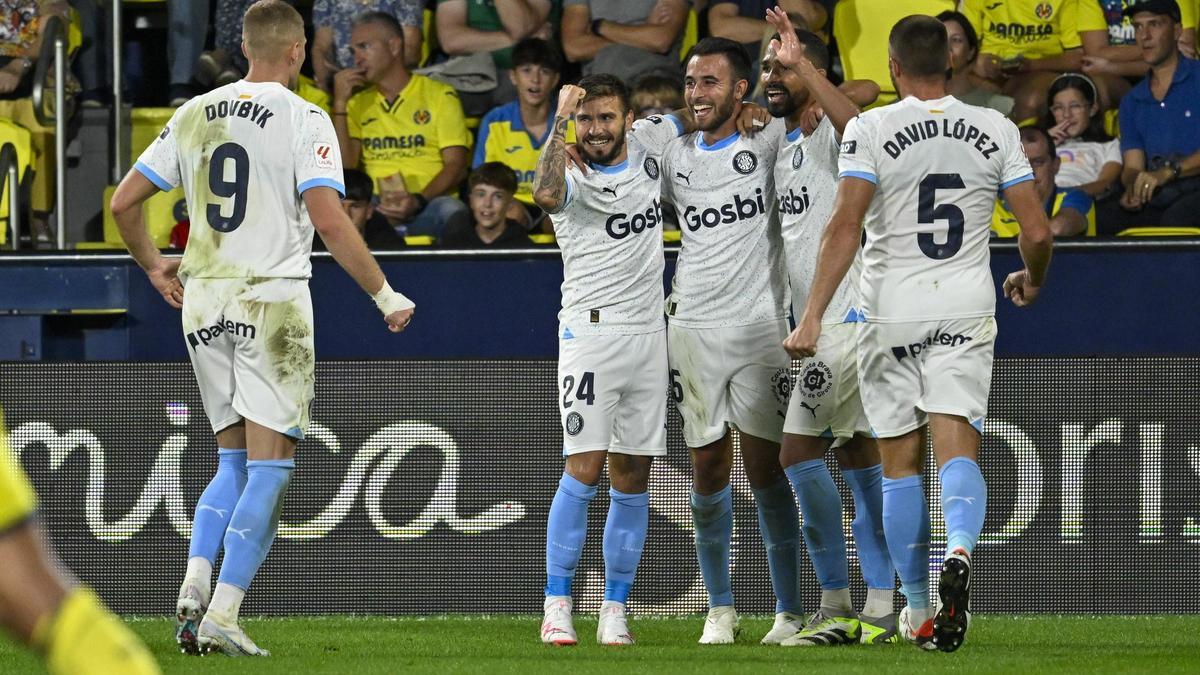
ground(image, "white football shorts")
xmin=856 ymin=316 xmax=997 ymax=438
xmin=667 ymin=319 xmax=791 ymax=448
xmin=784 ymin=321 xmax=870 ymax=441
xmin=182 ymin=277 xmax=315 ymax=439
xmin=557 ymin=329 xmax=668 ymax=456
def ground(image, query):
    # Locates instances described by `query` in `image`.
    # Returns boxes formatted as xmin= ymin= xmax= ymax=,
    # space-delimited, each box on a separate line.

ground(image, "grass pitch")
xmin=1 ymin=615 xmax=1198 ymax=673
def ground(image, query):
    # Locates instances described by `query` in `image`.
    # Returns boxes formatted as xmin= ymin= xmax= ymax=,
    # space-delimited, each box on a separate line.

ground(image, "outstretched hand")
xmin=765 ymin=7 xmax=814 ymax=74
xmin=148 ymin=258 xmax=183 ymax=309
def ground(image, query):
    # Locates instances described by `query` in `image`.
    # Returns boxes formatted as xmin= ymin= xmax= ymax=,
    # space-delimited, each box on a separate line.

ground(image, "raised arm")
xmin=766 ymin=7 xmax=863 ymax=134
xmin=532 ymin=84 xmax=585 ymax=212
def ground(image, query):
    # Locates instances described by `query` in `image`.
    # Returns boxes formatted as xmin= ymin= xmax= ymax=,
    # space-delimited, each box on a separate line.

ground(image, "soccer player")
xmin=110 ymin=0 xmax=416 ymax=657
xmin=760 ymin=9 xmax=898 ymax=647
xmin=786 ymin=15 xmax=1053 ymax=652
xmin=531 ymin=74 xmax=689 ymax=647
xmin=0 ymin=414 xmax=160 ymax=675
xmin=660 ymin=37 xmax=802 ymax=645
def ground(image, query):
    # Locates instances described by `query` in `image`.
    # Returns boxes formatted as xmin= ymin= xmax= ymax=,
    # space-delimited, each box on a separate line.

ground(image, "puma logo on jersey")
xmin=601 ymin=187 xmax=617 ymax=197
xmin=676 ymin=170 xmax=692 ymax=185
xmin=800 ymin=400 xmax=820 ymax=418
xmin=196 ymin=504 xmax=228 ymax=518
xmin=891 ymin=330 xmax=973 ymax=360
xmin=227 ymin=527 xmax=251 ymax=540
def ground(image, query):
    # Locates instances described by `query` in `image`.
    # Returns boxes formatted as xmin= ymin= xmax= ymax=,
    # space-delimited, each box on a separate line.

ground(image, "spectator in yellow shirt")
xmin=333 ymin=12 xmax=472 ymax=236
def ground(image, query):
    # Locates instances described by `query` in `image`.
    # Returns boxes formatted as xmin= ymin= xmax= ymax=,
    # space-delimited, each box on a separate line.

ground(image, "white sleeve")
xmin=1102 ymin=138 xmax=1122 ymax=165
xmin=837 ymin=115 xmax=878 ymax=184
xmin=998 ymin=118 xmax=1033 ymax=190
xmin=549 ymin=169 xmax=579 ymax=214
xmin=134 ymin=108 xmax=183 ymax=191
xmin=294 ymin=106 xmax=346 ymax=197
xmin=631 ymin=113 xmax=686 ymax=154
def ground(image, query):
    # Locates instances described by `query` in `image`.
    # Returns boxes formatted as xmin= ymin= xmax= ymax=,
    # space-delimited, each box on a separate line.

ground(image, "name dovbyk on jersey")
xmin=204 ymin=99 xmax=275 ymax=129
xmin=883 ymin=118 xmax=1001 ymax=160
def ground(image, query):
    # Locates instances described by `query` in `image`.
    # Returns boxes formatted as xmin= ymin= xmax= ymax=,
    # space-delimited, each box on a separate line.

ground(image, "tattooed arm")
xmin=533 ymin=84 xmax=585 ymax=214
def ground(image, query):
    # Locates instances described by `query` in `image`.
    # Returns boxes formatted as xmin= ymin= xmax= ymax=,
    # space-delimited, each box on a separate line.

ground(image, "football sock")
xmin=215 ymin=459 xmax=293 ymax=593
xmin=544 ymin=473 xmax=597 ymax=597
xmin=939 ymin=457 xmax=987 ymax=556
xmin=785 ymin=460 xmax=848 ymax=593
xmin=882 ymin=475 xmax=931 ymax=610
xmin=862 ymin=588 xmax=895 ymax=618
xmin=182 ymin=557 xmax=213 ymax=602
xmin=752 ymin=478 xmax=803 ymax=614
xmin=691 ymin=485 xmax=734 ymax=608
xmin=187 ymin=449 xmax=247 ymax=564
xmin=602 ymin=488 xmax=649 ymax=604
xmin=820 ymin=588 xmax=853 ymax=614
xmin=36 ymin=587 xmax=159 ymax=675
xmin=207 ymin=583 xmax=245 ymax=624
xmin=843 ymin=464 xmax=896 ymax=590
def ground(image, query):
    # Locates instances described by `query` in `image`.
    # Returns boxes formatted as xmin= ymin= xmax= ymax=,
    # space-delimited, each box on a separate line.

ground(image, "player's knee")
xmin=608 ymin=454 xmax=652 ymax=494
xmin=563 ymin=451 xmax=606 ymax=486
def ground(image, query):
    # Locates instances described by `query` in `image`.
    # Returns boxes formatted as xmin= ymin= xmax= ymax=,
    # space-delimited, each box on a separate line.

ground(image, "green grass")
xmin=2 ymin=615 xmax=1199 ymax=674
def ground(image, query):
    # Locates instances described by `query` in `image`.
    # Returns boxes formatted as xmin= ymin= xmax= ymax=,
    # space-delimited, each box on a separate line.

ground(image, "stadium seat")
xmin=405 ymin=235 xmax=435 ymax=246
xmin=833 ymin=0 xmax=956 ymax=107
xmin=680 ymin=8 xmax=699 ymax=61
xmin=0 ymin=119 xmax=33 ymax=247
xmin=129 ymin=107 xmax=174 ymax=166
xmin=1116 ymin=227 xmax=1200 ymax=236
xmin=529 ymin=233 xmax=556 ymax=245
xmin=101 ymin=184 xmax=183 ymax=248
xmin=421 ymin=8 xmax=435 ymax=67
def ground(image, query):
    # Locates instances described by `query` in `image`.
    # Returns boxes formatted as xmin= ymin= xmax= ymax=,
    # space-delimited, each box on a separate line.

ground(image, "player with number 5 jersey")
xmin=111 ymin=0 xmax=416 ymax=658
xmin=785 ymin=15 xmax=1053 ymax=654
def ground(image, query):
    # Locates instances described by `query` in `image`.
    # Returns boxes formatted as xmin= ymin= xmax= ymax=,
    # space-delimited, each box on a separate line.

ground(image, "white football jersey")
xmin=662 ymin=118 xmax=789 ymax=328
xmin=552 ymin=114 xmax=682 ymax=336
xmin=838 ymin=95 xmax=1032 ymax=323
xmin=135 ymin=80 xmax=345 ymax=280
xmin=774 ymin=116 xmax=862 ymax=326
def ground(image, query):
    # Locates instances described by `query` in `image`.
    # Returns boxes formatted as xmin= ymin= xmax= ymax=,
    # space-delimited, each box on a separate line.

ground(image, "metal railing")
xmin=0 ymin=143 xmax=20 ymax=250
xmin=112 ymin=1 xmax=125 ymax=183
xmin=30 ymin=13 xmax=68 ymax=249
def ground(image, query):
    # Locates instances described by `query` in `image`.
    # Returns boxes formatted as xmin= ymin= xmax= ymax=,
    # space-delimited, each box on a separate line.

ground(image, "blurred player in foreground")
xmin=786 ymin=14 xmax=1052 ymax=652
xmin=111 ymin=0 xmax=415 ymax=657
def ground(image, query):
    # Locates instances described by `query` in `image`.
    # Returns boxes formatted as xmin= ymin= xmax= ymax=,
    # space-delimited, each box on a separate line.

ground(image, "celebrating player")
xmin=661 ymin=37 xmax=802 ymax=645
xmin=786 ymin=15 xmax=1053 ymax=652
xmin=110 ymin=0 xmax=415 ymax=657
xmin=761 ymin=9 xmax=898 ymax=647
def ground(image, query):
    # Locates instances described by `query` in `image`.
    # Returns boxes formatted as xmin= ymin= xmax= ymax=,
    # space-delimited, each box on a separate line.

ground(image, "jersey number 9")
xmin=207 ymin=142 xmax=250 ymax=232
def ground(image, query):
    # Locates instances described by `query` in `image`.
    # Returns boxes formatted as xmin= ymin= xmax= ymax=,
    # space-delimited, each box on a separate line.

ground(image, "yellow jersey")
xmin=991 ymin=186 xmax=1095 ymax=237
xmin=347 ymin=74 xmax=473 ymax=195
xmin=473 ymin=100 xmax=576 ymax=206
xmin=0 ymin=413 xmax=37 ymax=533
xmin=964 ymin=0 xmax=1082 ymax=60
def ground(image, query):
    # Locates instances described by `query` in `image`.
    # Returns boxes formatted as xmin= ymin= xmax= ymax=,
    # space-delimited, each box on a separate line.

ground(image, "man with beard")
xmin=761 ymin=9 xmax=898 ymax=647
xmin=660 ymin=36 xmax=801 ymax=646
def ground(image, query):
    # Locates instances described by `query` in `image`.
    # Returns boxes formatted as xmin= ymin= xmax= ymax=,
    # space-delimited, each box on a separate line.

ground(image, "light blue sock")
xmin=603 ymin=488 xmax=649 ymax=603
xmin=188 ymin=449 xmax=248 ymax=563
xmin=544 ymin=473 xmax=597 ymax=597
xmin=842 ymin=465 xmax=895 ymax=590
xmin=216 ymin=458 xmax=293 ymax=590
xmin=882 ymin=475 xmax=931 ymax=609
xmin=751 ymin=479 xmax=803 ymax=614
xmin=939 ymin=457 xmax=988 ymax=556
xmin=784 ymin=460 xmax=848 ymax=594
xmin=691 ymin=485 xmax=734 ymax=608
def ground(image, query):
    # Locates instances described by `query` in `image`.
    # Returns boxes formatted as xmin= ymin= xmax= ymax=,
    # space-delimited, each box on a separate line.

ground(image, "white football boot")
xmin=698 ymin=605 xmax=740 ymax=645
xmin=197 ymin=613 xmax=270 ymax=657
xmin=759 ymin=611 xmax=805 ymax=645
xmin=540 ymin=596 xmax=578 ymax=646
xmin=596 ymin=600 xmax=634 ymax=645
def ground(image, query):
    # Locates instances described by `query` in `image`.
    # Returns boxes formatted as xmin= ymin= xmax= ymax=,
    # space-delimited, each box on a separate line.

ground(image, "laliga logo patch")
xmin=792 ymin=145 xmax=805 ymax=170
xmin=800 ymin=361 xmax=833 ymax=400
xmin=412 ymin=109 xmax=431 ymax=125
xmin=770 ymin=367 xmax=793 ymax=406
xmin=733 ymin=150 xmax=758 ymax=174
xmin=565 ymin=411 xmax=584 ymax=436
xmin=1035 ymin=2 xmax=1053 ymax=19
xmin=644 ymin=157 xmax=660 ymax=179
xmin=313 ymin=143 xmax=335 ymax=169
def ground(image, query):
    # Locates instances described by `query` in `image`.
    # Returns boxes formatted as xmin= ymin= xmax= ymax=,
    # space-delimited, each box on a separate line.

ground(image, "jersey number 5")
xmin=207 ymin=142 xmax=250 ymax=232
xmin=917 ymin=173 xmax=965 ymax=260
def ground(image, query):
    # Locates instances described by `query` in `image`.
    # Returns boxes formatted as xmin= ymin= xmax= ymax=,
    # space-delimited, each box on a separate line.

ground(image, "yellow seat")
xmin=833 ymin=0 xmax=956 ymax=108
xmin=129 ymin=107 xmax=175 ymax=165
xmin=0 ymin=119 xmax=33 ymax=246
xmin=529 ymin=233 xmax=556 ymax=245
xmin=1105 ymin=108 xmax=1120 ymax=139
xmin=295 ymin=75 xmax=331 ymax=114
xmin=405 ymin=235 xmax=435 ymax=246
xmin=680 ymin=8 xmax=699 ymax=61
xmin=101 ymin=184 xmax=183 ymax=248
xmin=1116 ymin=226 xmax=1200 ymax=236
xmin=421 ymin=8 xmax=435 ymax=68
xmin=663 ymin=230 xmax=681 ymax=243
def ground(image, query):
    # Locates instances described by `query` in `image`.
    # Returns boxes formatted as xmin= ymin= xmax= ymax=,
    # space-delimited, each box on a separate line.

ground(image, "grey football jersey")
xmin=553 ymin=115 xmax=682 ymax=337
xmin=774 ymin=116 xmax=862 ymax=326
xmin=662 ymin=118 xmax=790 ymax=328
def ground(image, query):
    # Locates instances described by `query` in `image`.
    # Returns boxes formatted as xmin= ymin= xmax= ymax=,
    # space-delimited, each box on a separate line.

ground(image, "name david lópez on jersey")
xmin=187 ymin=318 xmax=258 ymax=349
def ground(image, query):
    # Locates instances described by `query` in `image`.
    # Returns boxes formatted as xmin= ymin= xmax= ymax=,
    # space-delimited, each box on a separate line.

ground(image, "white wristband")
xmin=372 ymin=280 xmax=414 ymax=316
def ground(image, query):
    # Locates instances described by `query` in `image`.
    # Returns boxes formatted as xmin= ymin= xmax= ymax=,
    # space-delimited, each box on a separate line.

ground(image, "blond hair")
xmin=242 ymin=0 xmax=304 ymax=63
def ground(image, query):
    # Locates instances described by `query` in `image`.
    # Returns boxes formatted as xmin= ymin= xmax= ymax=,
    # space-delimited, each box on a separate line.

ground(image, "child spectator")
xmin=440 ymin=162 xmax=534 ymax=248
xmin=313 ymin=169 xmax=407 ymax=250
xmin=1045 ymin=73 xmax=1122 ymax=198
xmin=630 ymin=73 xmax=685 ymax=119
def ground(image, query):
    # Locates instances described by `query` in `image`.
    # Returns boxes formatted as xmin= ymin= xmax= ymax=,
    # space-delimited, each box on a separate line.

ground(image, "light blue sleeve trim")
xmin=298 ymin=177 xmax=346 ymax=197
xmin=839 ymin=170 xmax=877 ymax=184
xmin=665 ymin=113 xmax=685 ymax=136
xmin=1000 ymin=173 xmax=1034 ymax=190
xmin=134 ymin=161 xmax=173 ymax=191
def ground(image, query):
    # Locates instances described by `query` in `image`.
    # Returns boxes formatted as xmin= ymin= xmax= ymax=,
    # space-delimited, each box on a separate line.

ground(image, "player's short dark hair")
xmin=1021 ymin=126 xmax=1056 ymax=158
xmin=768 ymin=29 xmax=830 ymax=71
xmin=889 ymin=15 xmax=950 ymax=79
xmin=354 ymin=10 xmax=404 ymax=39
xmin=469 ymin=162 xmax=518 ymax=195
xmin=343 ymin=169 xmax=374 ymax=203
xmin=937 ymin=10 xmax=979 ymax=62
xmin=511 ymin=38 xmax=564 ymax=74
xmin=579 ymin=73 xmax=632 ymax=116
xmin=686 ymin=37 xmax=752 ymax=86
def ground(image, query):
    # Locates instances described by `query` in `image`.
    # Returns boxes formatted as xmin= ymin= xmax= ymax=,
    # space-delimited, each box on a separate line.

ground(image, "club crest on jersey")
xmin=770 ymin=367 xmax=793 ymax=406
xmin=1035 ymin=2 xmax=1053 ymax=19
xmin=791 ymin=145 xmax=804 ymax=170
xmin=733 ymin=150 xmax=758 ymax=174
xmin=565 ymin=411 xmax=584 ymax=436
xmin=313 ymin=143 xmax=335 ymax=169
xmin=412 ymin=109 xmax=431 ymax=125
xmin=799 ymin=361 xmax=833 ymax=400
xmin=644 ymin=157 xmax=660 ymax=179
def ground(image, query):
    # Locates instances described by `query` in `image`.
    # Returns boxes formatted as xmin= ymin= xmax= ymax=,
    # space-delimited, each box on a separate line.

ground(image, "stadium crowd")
xmin=1 ymin=0 xmax=1198 ymax=246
